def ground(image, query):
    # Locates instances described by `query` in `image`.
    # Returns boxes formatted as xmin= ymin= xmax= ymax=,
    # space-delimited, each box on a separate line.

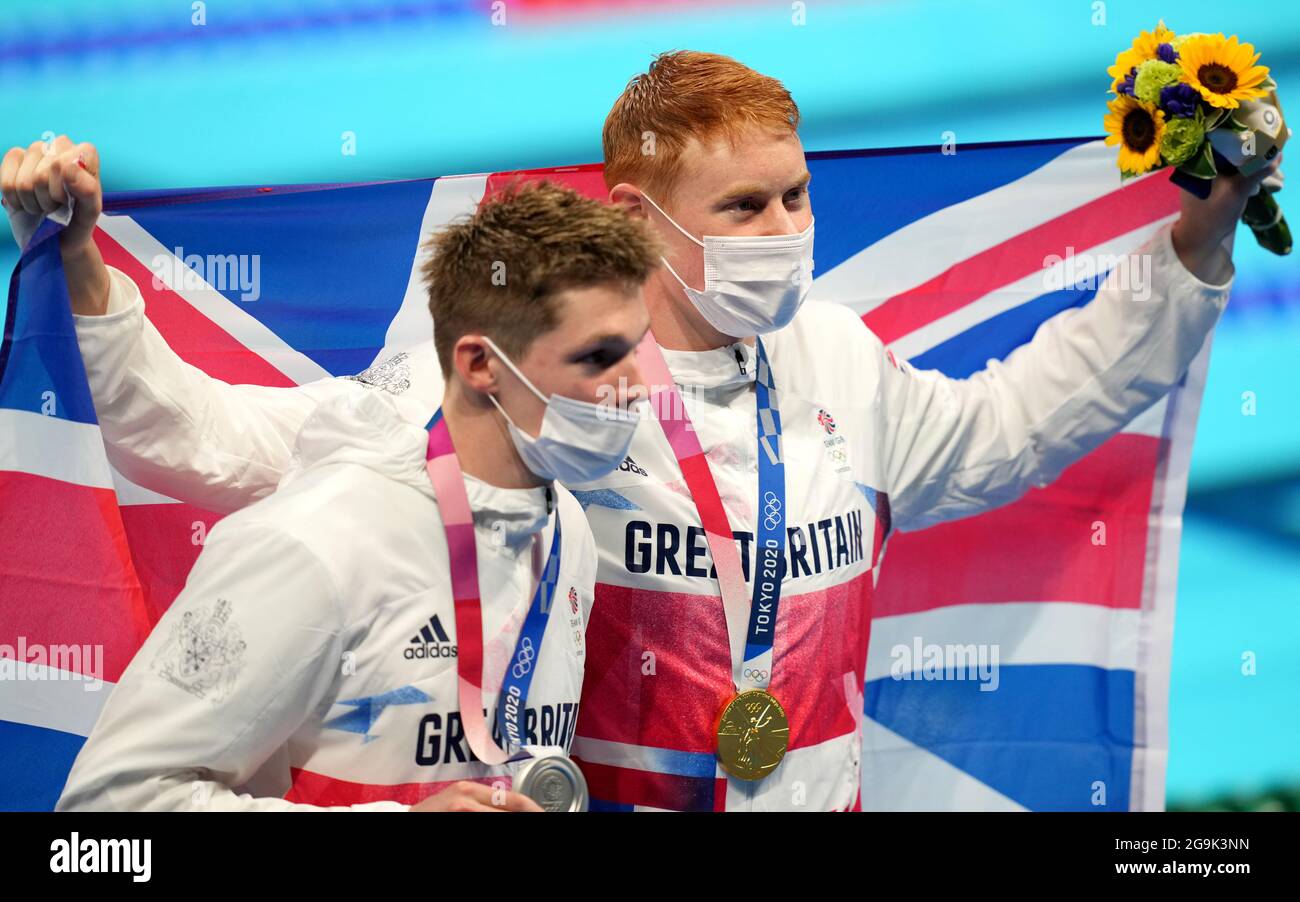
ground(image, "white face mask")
xmin=482 ymin=336 xmax=642 ymax=486
xmin=642 ymin=191 xmax=815 ymax=338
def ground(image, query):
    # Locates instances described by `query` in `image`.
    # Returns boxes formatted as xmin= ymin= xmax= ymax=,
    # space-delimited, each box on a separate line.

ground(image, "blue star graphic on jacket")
xmin=325 ymin=685 xmax=432 ymax=743
xmin=855 ymin=482 xmax=880 ymax=509
xmin=570 ymin=488 xmax=641 ymax=511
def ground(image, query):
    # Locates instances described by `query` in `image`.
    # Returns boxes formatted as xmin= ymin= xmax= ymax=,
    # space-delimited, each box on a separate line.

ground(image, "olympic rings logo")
xmin=762 ymin=491 xmax=783 ymax=530
xmin=743 ymin=668 xmax=770 ymax=682
xmin=511 ymin=637 xmax=536 ymax=679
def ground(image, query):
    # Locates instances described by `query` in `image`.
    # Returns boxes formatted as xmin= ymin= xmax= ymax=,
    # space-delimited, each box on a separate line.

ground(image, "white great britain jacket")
xmin=56 ymin=385 xmax=595 ymax=811
xmin=66 ymin=221 xmax=1230 ymax=810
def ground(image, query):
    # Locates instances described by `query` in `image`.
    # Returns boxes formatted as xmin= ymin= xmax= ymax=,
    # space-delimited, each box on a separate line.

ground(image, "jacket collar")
xmin=657 ymin=339 xmax=757 ymax=390
xmin=462 ymin=474 xmax=552 ymax=551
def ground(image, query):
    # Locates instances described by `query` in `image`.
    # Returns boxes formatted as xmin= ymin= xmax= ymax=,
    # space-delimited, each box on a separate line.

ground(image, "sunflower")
xmin=1177 ymin=33 xmax=1270 ymax=109
xmin=1104 ymin=95 xmax=1167 ymax=174
xmin=1108 ymin=20 xmax=1177 ymax=93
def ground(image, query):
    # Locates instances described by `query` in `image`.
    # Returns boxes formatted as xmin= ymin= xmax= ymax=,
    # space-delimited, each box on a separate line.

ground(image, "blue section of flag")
xmin=0 ymin=720 xmax=86 ymax=811
xmin=866 ymin=663 xmax=1134 ymax=811
xmin=0 ymin=224 xmax=97 ymax=424
xmin=910 ymin=282 xmax=1102 ymax=378
xmin=119 ymin=179 xmax=433 ymax=377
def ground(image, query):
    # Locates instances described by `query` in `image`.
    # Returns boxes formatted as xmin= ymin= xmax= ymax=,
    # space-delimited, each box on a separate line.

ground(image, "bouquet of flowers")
xmin=1105 ymin=21 xmax=1290 ymax=254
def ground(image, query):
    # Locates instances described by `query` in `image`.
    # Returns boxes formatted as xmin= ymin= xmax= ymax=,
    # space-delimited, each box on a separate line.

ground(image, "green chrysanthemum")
xmin=1160 ymin=115 xmax=1206 ymax=166
xmin=1134 ymin=59 xmax=1183 ymax=104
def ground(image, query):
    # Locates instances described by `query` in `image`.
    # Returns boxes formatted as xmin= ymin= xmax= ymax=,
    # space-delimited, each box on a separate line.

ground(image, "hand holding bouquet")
xmin=1105 ymin=21 xmax=1290 ymax=254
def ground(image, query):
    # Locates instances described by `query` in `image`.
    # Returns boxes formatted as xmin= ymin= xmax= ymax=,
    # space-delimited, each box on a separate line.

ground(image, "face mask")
xmin=481 ymin=336 xmax=642 ymax=485
xmin=642 ymin=191 xmax=815 ymax=338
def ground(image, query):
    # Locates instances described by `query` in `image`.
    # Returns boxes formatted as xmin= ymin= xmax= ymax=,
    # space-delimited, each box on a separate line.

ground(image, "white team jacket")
xmin=56 ymin=386 xmax=595 ymax=811
xmin=64 ymin=222 xmax=1230 ymax=809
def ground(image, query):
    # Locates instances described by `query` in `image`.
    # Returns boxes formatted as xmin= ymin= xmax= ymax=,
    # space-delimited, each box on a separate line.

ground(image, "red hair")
xmin=602 ymin=50 xmax=801 ymax=200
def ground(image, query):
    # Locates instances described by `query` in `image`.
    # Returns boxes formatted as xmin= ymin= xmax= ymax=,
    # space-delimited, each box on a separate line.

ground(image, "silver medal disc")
xmin=514 ymin=754 xmax=588 ymax=812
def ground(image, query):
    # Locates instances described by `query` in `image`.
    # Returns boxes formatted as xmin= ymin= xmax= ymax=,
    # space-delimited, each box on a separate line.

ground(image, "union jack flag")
xmin=0 ymin=136 xmax=1200 ymax=810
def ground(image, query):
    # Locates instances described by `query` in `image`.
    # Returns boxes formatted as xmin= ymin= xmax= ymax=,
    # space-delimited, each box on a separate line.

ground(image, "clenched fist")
xmin=1171 ymin=154 xmax=1285 ymax=284
xmin=1 ymin=136 xmax=110 ymax=315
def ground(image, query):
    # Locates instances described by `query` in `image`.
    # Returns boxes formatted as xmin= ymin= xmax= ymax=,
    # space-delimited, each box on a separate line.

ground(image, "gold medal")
xmin=714 ymin=688 xmax=789 ymax=781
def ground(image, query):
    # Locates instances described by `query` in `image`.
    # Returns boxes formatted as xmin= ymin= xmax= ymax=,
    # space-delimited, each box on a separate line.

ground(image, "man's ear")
xmin=609 ymin=183 xmax=649 ymax=220
xmin=452 ymin=334 xmax=496 ymax=395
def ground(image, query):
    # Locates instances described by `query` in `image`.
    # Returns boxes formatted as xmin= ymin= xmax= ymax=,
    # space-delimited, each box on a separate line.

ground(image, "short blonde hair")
xmin=422 ymin=180 xmax=662 ymax=376
xmin=603 ymin=50 xmax=801 ymax=201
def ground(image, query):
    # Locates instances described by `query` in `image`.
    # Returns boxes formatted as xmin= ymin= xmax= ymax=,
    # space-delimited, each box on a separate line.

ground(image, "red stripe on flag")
xmin=93 ymin=228 xmax=297 ymax=387
xmin=874 ymin=432 xmax=1162 ymax=617
xmin=864 ymin=172 xmax=1180 ymax=345
xmin=117 ymin=502 xmax=224 ymax=627
xmin=0 ymin=471 xmax=150 ymax=683
xmin=573 ymin=758 xmax=723 ymax=812
xmin=284 ymin=767 xmax=503 ymax=807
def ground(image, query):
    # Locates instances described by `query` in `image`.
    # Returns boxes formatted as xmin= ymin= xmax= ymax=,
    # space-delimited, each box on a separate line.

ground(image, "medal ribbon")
xmin=425 ymin=409 xmax=563 ymax=766
xmin=636 ymin=334 xmax=787 ymax=693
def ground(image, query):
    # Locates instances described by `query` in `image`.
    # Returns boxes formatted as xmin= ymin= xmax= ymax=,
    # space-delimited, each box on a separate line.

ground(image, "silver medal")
xmin=513 ymin=755 xmax=588 ymax=812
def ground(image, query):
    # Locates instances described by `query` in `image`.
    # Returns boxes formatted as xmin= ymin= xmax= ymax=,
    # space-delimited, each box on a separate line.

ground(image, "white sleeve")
xmin=75 ymin=266 xmax=367 ymax=514
xmin=55 ymin=521 xmax=409 ymax=812
xmin=877 ymin=221 xmax=1232 ymax=532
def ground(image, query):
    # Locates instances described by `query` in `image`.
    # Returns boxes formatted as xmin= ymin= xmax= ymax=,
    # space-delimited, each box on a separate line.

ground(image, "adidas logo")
xmin=404 ymin=614 xmax=457 ymax=660
xmin=618 ymin=456 xmax=648 ymax=477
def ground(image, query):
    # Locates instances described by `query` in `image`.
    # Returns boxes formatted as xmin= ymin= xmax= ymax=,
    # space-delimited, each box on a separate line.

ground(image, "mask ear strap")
xmin=481 ymin=335 xmax=549 ymax=405
xmin=640 ymin=191 xmax=705 ymax=248
xmin=659 ymin=254 xmax=699 ymax=294
xmin=486 ymin=392 xmax=528 ymax=438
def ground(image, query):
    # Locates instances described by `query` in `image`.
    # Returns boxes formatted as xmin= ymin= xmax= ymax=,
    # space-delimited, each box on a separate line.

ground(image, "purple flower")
xmin=1118 ymin=66 xmax=1137 ymax=96
xmin=1160 ymin=82 xmax=1200 ymax=118
xmin=1156 ymin=42 xmax=1178 ymax=63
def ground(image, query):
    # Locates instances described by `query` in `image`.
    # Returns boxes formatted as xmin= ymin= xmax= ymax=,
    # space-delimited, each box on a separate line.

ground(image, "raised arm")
xmin=875 ymin=164 xmax=1277 ymax=532
xmin=75 ymin=267 xmax=363 ymax=513
xmin=4 ymin=136 xmax=393 ymax=514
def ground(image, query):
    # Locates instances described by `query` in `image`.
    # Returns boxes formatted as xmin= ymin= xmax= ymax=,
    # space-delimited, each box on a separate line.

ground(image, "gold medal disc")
xmin=714 ymin=688 xmax=789 ymax=781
